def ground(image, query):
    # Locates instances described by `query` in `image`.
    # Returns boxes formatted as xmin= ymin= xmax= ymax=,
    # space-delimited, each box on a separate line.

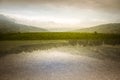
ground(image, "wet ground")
xmin=0 ymin=46 xmax=120 ymax=80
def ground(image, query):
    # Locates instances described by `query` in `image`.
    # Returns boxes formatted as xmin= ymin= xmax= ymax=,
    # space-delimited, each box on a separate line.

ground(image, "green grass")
xmin=0 ymin=32 xmax=120 ymax=40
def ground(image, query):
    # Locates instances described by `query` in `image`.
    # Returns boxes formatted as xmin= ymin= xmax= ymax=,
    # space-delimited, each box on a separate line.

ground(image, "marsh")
xmin=0 ymin=40 xmax=120 ymax=80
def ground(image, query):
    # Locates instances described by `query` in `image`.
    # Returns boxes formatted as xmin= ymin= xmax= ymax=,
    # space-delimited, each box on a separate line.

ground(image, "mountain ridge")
xmin=0 ymin=14 xmax=48 ymax=33
xmin=74 ymin=23 xmax=120 ymax=33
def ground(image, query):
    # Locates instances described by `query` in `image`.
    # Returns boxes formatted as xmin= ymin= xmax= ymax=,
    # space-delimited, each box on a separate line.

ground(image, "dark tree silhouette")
xmin=94 ymin=31 xmax=97 ymax=34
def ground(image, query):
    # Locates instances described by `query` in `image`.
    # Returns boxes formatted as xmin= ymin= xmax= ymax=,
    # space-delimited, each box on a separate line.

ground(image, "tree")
xmin=94 ymin=31 xmax=97 ymax=34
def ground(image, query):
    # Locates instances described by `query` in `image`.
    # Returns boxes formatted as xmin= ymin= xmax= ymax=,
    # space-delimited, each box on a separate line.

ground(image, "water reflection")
xmin=23 ymin=50 xmax=76 ymax=61
xmin=0 ymin=48 xmax=120 ymax=80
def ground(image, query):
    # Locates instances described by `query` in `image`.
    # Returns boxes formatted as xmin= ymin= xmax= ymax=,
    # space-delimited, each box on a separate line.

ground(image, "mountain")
xmin=0 ymin=15 xmax=48 ymax=33
xmin=74 ymin=23 xmax=120 ymax=33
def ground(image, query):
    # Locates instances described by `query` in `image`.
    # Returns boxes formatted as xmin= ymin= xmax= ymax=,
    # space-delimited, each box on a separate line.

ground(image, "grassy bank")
xmin=0 ymin=32 xmax=120 ymax=58
xmin=0 ymin=32 xmax=120 ymax=40
xmin=0 ymin=40 xmax=68 ymax=57
xmin=0 ymin=40 xmax=120 ymax=61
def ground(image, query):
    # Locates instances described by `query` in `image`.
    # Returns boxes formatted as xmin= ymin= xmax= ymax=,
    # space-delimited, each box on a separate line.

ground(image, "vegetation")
xmin=0 ymin=32 xmax=120 ymax=40
xmin=0 ymin=40 xmax=68 ymax=57
xmin=0 ymin=40 xmax=120 ymax=61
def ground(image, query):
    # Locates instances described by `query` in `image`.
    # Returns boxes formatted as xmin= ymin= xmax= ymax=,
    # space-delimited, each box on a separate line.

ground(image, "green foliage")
xmin=0 ymin=32 xmax=120 ymax=40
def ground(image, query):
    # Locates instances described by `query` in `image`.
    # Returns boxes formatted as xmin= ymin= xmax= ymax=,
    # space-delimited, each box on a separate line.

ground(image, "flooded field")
xmin=0 ymin=41 xmax=120 ymax=80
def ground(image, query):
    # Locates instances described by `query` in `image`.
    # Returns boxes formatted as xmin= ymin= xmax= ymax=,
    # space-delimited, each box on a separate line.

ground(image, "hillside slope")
xmin=75 ymin=23 xmax=120 ymax=33
xmin=0 ymin=15 xmax=47 ymax=33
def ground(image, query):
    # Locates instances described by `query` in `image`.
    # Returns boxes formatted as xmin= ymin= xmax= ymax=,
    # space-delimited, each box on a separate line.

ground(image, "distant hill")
xmin=0 ymin=15 xmax=48 ymax=33
xmin=75 ymin=23 xmax=120 ymax=33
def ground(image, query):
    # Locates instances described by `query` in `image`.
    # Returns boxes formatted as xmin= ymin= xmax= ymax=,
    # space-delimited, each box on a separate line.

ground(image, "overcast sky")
xmin=0 ymin=0 xmax=120 ymax=30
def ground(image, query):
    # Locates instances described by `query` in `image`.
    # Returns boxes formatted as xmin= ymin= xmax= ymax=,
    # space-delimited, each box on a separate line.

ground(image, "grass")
xmin=0 ymin=40 xmax=68 ymax=57
xmin=0 ymin=40 xmax=120 ymax=61
xmin=0 ymin=32 xmax=120 ymax=40
xmin=0 ymin=32 xmax=120 ymax=58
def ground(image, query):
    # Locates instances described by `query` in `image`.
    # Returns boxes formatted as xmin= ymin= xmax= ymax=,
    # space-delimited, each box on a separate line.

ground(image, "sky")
xmin=0 ymin=0 xmax=120 ymax=31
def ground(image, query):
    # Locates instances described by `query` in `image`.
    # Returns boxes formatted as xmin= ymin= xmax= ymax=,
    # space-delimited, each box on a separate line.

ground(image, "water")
xmin=0 ymin=47 xmax=120 ymax=80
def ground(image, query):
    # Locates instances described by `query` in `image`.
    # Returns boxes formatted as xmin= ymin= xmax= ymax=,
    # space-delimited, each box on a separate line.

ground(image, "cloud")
xmin=0 ymin=0 xmax=120 ymax=12
xmin=0 ymin=0 xmax=120 ymax=30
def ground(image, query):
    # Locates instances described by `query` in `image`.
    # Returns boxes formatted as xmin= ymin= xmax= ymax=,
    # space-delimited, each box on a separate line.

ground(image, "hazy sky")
xmin=0 ymin=0 xmax=120 ymax=30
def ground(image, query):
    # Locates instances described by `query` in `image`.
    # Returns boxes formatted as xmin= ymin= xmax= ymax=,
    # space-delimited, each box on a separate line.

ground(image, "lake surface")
xmin=0 ymin=46 xmax=120 ymax=80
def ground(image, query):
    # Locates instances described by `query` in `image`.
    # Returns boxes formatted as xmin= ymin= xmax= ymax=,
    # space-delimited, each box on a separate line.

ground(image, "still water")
xmin=0 ymin=47 xmax=120 ymax=80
